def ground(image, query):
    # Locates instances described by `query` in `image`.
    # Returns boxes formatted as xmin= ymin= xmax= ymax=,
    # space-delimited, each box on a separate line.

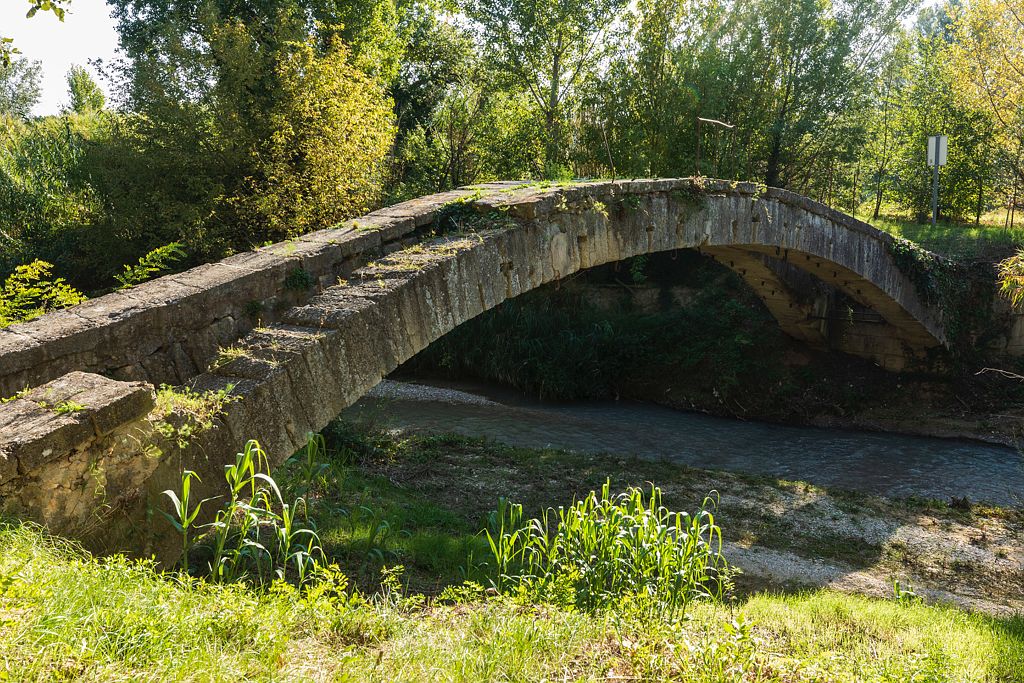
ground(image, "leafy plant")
xmin=163 ymin=436 xmax=326 ymax=586
xmin=295 ymin=432 xmax=331 ymax=498
xmin=114 ymin=242 xmax=185 ymax=289
xmin=484 ymin=481 xmax=730 ymax=621
xmin=154 ymin=384 xmax=239 ymax=448
xmin=0 ymin=260 xmax=86 ymax=328
xmin=284 ymin=266 xmax=315 ymax=291
xmin=892 ymin=577 xmax=922 ymax=605
xmin=161 ymin=470 xmax=207 ymax=566
xmin=628 ymin=255 xmax=648 ymax=284
xmin=999 ymin=249 xmax=1024 ymax=308
xmin=53 ymin=400 xmax=85 ymax=414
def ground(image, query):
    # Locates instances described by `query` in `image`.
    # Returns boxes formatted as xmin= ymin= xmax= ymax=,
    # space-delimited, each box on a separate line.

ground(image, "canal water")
xmin=341 ymin=379 xmax=1024 ymax=506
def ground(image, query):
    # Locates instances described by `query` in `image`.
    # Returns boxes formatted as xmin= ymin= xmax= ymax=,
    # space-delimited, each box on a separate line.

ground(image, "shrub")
xmin=114 ymin=242 xmax=185 ymax=289
xmin=0 ymin=259 xmax=85 ymax=327
xmin=485 ymin=481 xmax=729 ymax=621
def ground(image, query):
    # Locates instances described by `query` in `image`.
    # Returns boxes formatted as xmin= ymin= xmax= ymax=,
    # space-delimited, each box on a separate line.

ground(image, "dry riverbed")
xmin=340 ymin=425 xmax=1024 ymax=616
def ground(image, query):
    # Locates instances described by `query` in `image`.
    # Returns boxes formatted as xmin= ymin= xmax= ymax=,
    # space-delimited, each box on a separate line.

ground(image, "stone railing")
xmin=0 ymin=178 xmax=961 ymax=559
xmin=0 ymin=372 xmax=155 ymax=548
xmin=0 ymin=188 xmax=489 ymax=398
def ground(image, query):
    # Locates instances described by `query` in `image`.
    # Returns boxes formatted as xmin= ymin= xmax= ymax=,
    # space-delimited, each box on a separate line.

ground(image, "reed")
xmin=485 ymin=480 xmax=729 ymax=621
xmin=165 ymin=435 xmax=326 ymax=585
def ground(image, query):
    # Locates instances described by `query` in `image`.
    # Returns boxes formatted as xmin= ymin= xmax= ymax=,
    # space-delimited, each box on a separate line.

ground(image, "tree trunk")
xmin=975 ymin=175 xmax=984 ymax=226
xmin=765 ymin=130 xmax=783 ymax=188
xmin=544 ymin=36 xmax=563 ymax=174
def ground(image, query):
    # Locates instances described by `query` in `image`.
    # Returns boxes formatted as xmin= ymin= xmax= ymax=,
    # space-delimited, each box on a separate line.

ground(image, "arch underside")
xmin=197 ymin=189 xmax=945 ymax=466
xmin=702 ymin=246 xmax=931 ymax=368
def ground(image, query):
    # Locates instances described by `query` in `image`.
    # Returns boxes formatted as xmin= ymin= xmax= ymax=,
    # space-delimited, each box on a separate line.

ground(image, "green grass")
xmin=0 ymin=522 xmax=1021 ymax=681
xmin=2 ymin=425 xmax=1023 ymax=680
xmin=869 ymin=212 xmax=1024 ymax=262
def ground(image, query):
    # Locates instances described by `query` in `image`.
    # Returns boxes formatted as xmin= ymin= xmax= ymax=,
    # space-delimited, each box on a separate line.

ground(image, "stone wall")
xmin=0 ymin=178 xmax=960 ymax=558
xmin=0 ymin=188 xmax=486 ymax=398
xmin=0 ymin=372 xmax=156 ymax=548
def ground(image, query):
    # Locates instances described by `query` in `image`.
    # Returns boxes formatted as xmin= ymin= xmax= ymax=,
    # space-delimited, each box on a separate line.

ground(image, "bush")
xmin=0 ymin=259 xmax=85 ymax=328
xmin=485 ymin=481 xmax=730 ymax=621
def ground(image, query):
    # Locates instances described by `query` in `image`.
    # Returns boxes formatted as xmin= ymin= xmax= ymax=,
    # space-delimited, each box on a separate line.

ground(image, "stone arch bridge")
xmin=0 ymin=179 xmax=948 ymax=556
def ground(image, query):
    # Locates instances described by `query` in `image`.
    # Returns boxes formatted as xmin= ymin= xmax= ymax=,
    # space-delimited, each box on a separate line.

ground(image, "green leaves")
xmin=2 ymin=1 xmax=70 ymax=68
xmin=0 ymin=260 xmax=86 ymax=328
xmin=161 ymin=470 xmax=206 ymax=563
xmin=484 ymin=481 xmax=730 ymax=621
xmin=114 ymin=242 xmax=185 ymax=289
xmin=162 ymin=437 xmax=326 ymax=586
xmin=0 ymin=39 xmax=17 ymax=69
xmin=25 ymin=1 xmax=70 ymax=21
xmin=999 ymin=250 xmax=1024 ymax=309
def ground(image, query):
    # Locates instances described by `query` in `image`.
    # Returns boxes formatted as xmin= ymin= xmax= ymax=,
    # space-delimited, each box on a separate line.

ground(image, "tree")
xmin=745 ymin=0 xmax=913 ymax=189
xmin=0 ymin=110 xmax=111 ymax=286
xmin=89 ymin=3 xmax=397 ymax=266
xmin=863 ymin=38 xmax=910 ymax=218
xmin=464 ymin=0 xmax=629 ymax=174
xmin=1 ymin=0 xmax=72 ymax=67
xmin=65 ymin=66 xmax=105 ymax=113
xmin=229 ymin=37 xmax=396 ymax=240
xmin=883 ymin=19 xmax=996 ymax=222
xmin=954 ymin=0 xmax=1024 ymax=191
xmin=0 ymin=58 xmax=42 ymax=120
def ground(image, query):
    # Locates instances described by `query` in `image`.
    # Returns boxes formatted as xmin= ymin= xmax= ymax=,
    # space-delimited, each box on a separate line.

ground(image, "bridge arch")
xmin=0 ymin=178 xmax=948 ymax=555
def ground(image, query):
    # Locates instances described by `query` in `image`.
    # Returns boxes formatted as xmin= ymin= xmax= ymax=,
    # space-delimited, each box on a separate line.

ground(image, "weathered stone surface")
xmin=0 ymin=372 xmax=157 ymax=545
xmin=0 ymin=177 xmax=985 ymax=560
xmin=0 ymin=373 xmax=155 ymax=480
xmin=0 ymin=178 xmax=954 ymax=401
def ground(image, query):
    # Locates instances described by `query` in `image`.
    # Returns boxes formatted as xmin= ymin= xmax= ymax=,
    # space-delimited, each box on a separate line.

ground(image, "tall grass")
xmin=1 ymin=422 xmax=1023 ymax=680
xmin=485 ymin=481 xmax=729 ymax=621
xmin=165 ymin=436 xmax=325 ymax=585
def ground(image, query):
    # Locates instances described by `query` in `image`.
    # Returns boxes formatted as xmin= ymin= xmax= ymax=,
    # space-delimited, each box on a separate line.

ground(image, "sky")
xmin=1 ymin=0 xmax=120 ymax=115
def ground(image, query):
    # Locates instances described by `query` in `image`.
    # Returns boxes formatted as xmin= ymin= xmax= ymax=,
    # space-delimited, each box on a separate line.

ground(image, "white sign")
xmin=928 ymin=135 xmax=948 ymax=167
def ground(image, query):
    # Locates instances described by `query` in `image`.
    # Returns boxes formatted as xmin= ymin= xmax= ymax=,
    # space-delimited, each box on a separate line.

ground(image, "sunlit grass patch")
xmin=2 ymin=426 xmax=1023 ymax=681
xmin=0 ymin=524 xmax=298 ymax=680
xmin=869 ymin=212 xmax=1024 ymax=261
xmin=1 ymin=520 xmax=1021 ymax=681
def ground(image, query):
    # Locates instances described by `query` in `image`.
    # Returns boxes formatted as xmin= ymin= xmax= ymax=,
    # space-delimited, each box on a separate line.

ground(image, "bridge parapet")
xmin=0 ymin=178 xmax=961 ymax=556
xmin=0 ymin=188 xmax=482 ymax=398
xmin=0 ymin=372 xmax=155 ymax=542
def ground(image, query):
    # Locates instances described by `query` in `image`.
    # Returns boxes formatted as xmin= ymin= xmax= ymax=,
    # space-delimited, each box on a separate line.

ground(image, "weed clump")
xmin=485 ymin=481 xmax=729 ymax=621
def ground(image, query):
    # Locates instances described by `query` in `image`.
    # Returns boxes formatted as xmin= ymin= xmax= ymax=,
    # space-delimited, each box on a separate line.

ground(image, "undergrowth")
xmin=402 ymin=252 xmax=785 ymax=403
xmin=485 ymin=483 xmax=730 ymax=622
xmin=0 ymin=424 xmax=1021 ymax=680
xmin=0 ymin=259 xmax=86 ymax=328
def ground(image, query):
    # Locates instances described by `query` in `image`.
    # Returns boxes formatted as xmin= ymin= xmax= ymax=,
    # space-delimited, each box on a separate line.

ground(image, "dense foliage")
xmin=404 ymin=252 xmax=789 ymax=403
xmin=0 ymin=259 xmax=85 ymax=328
xmin=0 ymin=0 xmax=1021 ymax=319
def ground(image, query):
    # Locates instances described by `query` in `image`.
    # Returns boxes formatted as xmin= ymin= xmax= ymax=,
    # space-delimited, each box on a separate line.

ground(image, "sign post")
xmin=928 ymin=134 xmax=947 ymax=226
xmin=695 ymin=117 xmax=734 ymax=177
